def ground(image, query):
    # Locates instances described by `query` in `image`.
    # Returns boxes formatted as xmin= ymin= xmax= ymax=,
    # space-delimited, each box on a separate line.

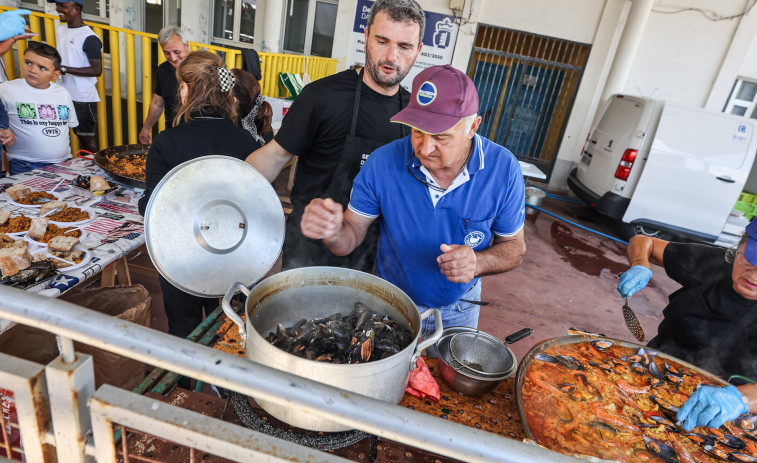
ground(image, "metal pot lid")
xmin=144 ymin=155 xmax=284 ymax=297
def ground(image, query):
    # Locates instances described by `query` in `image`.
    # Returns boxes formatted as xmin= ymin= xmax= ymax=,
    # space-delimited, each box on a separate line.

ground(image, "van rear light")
xmin=614 ymin=149 xmax=638 ymax=181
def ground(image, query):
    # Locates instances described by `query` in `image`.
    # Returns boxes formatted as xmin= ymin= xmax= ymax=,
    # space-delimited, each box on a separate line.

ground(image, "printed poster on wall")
xmin=346 ymin=0 xmax=459 ymax=91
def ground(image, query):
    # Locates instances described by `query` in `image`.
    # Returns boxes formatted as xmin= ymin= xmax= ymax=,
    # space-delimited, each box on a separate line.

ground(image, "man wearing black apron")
xmin=245 ymin=0 xmax=424 ymax=272
xmin=617 ymin=225 xmax=757 ymax=430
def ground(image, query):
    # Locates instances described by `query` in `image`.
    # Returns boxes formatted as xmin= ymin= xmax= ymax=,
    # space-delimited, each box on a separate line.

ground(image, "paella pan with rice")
xmin=80 ymin=144 xmax=148 ymax=188
xmin=517 ymin=335 xmax=757 ymax=462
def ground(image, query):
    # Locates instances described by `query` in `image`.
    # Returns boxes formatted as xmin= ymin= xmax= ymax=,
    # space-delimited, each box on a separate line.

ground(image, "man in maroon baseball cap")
xmin=300 ymin=64 xmax=527 ymax=349
xmin=390 ymin=64 xmax=480 ymax=135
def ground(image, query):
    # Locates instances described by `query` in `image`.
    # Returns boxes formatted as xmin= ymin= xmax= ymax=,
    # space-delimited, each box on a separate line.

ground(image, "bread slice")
xmin=0 ymin=245 xmax=32 ymax=277
xmin=0 ymin=208 xmax=9 ymax=226
xmin=0 ymin=233 xmax=14 ymax=248
xmin=48 ymin=235 xmax=79 ymax=252
xmin=40 ymin=200 xmax=67 ymax=216
xmin=27 ymin=217 xmax=49 ymax=240
xmin=6 ymin=184 xmax=30 ymax=201
xmin=89 ymin=175 xmax=110 ymax=192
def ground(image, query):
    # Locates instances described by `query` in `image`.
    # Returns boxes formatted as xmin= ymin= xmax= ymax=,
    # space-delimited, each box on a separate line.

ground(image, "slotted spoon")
xmin=622 ymin=297 xmax=645 ymax=342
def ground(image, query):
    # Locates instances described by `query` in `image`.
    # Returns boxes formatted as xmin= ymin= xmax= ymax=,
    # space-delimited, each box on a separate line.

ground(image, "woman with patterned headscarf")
xmin=231 ymin=68 xmax=273 ymax=149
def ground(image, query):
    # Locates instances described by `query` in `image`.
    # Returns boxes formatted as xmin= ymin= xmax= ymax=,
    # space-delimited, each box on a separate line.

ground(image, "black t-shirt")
xmin=154 ymin=61 xmax=179 ymax=128
xmin=138 ymin=116 xmax=257 ymax=215
xmin=275 ymin=69 xmax=408 ymax=208
xmin=648 ymin=242 xmax=757 ymax=379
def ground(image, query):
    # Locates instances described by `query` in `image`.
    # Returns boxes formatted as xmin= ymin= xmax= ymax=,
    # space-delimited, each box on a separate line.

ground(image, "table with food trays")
xmin=0 ymin=156 xmax=146 ymax=333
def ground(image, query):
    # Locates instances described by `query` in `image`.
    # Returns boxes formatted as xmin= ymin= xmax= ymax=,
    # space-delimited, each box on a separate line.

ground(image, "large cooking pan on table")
xmin=143 ymin=156 xmax=443 ymax=433
xmin=516 ymin=335 xmax=732 ymax=462
xmin=77 ymin=144 xmax=149 ymax=188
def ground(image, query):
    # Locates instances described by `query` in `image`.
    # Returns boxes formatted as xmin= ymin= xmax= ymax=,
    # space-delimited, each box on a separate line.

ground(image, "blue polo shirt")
xmin=349 ymin=133 xmax=525 ymax=307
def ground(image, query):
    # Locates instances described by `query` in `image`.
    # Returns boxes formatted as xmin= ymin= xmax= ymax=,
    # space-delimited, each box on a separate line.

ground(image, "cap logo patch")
xmin=417 ymin=82 xmax=437 ymax=106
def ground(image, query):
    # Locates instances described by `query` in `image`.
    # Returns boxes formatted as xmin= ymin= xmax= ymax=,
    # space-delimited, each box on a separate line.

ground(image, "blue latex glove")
xmin=677 ymin=385 xmax=748 ymax=431
xmin=0 ymin=10 xmax=31 ymax=42
xmin=617 ymin=265 xmax=652 ymax=298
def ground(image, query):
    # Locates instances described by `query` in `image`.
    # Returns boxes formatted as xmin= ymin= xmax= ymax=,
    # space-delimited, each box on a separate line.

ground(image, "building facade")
xmin=4 ymin=0 xmax=757 ymax=188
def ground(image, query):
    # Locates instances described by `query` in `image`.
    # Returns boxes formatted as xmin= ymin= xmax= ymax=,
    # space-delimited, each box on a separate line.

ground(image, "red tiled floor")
xmin=478 ymin=192 xmax=680 ymax=362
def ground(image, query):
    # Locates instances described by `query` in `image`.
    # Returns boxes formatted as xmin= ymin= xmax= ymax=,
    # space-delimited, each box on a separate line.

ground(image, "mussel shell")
xmin=729 ymin=453 xmax=757 ymax=462
xmin=648 ymin=361 xmax=665 ymax=379
xmin=710 ymin=432 xmax=746 ymax=450
xmin=650 ymin=395 xmax=680 ymax=413
xmin=643 ymin=436 xmax=679 ymax=463
xmin=631 ymin=362 xmax=647 ymax=375
xmin=7 ymin=268 xmax=38 ymax=284
xmin=687 ymin=432 xmax=715 ymax=446
xmin=649 ymin=415 xmax=680 ymax=432
xmin=591 ymin=340 xmax=613 ymax=351
xmin=735 ymin=414 xmax=757 ymax=432
xmin=704 ymin=444 xmax=731 ymax=460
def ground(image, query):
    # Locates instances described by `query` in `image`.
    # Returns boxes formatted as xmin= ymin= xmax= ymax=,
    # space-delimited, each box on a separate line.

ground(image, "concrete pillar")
xmin=181 ymin=0 xmax=211 ymax=44
xmin=260 ymin=0 xmax=284 ymax=53
xmin=600 ymin=0 xmax=654 ymax=103
xmin=109 ymin=0 xmax=144 ymax=95
xmin=450 ymin=0 xmax=483 ymax=72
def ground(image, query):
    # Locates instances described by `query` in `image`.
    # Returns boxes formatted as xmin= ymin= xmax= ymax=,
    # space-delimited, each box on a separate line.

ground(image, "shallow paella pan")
xmin=78 ymin=144 xmax=149 ymax=188
xmin=514 ymin=335 xmax=756 ymax=463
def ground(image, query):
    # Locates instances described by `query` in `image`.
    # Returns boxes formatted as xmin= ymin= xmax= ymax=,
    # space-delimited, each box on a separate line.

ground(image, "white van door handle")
xmin=716 ymin=176 xmax=736 ymax=183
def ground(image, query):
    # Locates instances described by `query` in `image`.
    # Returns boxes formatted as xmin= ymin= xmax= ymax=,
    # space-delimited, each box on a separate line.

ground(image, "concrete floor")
xmin=126 ymin=172 xmax=683 ymax=366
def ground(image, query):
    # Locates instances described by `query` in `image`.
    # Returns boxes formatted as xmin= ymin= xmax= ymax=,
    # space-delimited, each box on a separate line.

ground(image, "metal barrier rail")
xmin=0 ymin=7 xmax=336 ymax=153
xmin=0 ymin=285 xmax=578 ymax=462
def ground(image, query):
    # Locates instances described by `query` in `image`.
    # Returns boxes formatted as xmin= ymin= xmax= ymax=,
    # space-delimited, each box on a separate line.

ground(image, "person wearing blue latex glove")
xmin=618 ymin=223 xmax=757 ymax=381
xmin=0 ymin=9 xmax=31 ymax=42
xmin=617 ymin=265 xmax=652 ymax=298
xmin=677 ymin=385 xmax=749 ymax=431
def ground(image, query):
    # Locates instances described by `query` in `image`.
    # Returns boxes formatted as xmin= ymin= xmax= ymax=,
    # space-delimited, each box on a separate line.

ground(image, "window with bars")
xmin=725 ymin=79 xmax=757 ymax=119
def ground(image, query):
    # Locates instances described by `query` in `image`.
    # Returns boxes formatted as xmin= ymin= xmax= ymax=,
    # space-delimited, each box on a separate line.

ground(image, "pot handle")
xmin=221 ymin=281 xmax=251 ymax=349
xmin=410 ymin=308 xmax=443 ymax=370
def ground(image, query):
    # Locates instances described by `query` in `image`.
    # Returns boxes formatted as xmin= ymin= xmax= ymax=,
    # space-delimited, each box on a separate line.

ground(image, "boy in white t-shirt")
xmin=0 ymin=41 xmax=78 ymax=176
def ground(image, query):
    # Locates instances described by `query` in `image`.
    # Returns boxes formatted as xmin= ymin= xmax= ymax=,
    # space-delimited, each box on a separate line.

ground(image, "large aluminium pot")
xmin=221 ymin=267 xmax=443 ymax=432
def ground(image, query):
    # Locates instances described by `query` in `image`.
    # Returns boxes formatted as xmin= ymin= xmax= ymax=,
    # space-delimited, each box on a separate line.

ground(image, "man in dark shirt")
xmin=138 ymin=26 xmax=189 ymax=143
xmin=618 ymin=223 xmax=757 ymax=431
xmin=618 ymin=232 xmax=757 ymax=380
xmin=246 ymin=0 xmax=425 ymax=272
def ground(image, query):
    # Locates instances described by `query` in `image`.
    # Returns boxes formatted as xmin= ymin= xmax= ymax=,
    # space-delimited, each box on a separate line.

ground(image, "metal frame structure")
xmin=467 ymin=24 xmax=591 ymax=180
xmin=0 ymin=285 xmax=579 ymax=462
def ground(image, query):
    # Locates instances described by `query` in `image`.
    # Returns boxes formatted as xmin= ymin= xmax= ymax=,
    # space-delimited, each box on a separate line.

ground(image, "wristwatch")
xmin=60 ymin=65 xmax=67 ymax=75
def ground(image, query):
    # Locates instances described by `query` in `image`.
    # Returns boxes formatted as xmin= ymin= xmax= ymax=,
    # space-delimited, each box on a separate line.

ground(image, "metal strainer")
xmin=449 ymin=332 xmax=515 ymax=377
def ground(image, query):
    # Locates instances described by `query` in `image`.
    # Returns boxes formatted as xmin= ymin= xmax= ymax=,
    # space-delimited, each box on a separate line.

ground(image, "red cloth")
xmin=405 ymin=357 xmax=440 ymax=401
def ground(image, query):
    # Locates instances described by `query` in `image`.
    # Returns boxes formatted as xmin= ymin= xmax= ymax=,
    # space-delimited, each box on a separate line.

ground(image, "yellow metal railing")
xmin=0 ymin=6 xmax=337 ymax=153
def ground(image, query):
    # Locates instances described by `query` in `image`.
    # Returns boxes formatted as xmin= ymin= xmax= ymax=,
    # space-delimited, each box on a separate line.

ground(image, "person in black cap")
xmin=618 ymin=224 xmax=757 ymax=430
xmin=49 ymin=0 xmax=102 ymax=153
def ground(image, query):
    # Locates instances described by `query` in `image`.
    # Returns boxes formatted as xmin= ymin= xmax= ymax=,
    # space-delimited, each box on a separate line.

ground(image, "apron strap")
xmin=400 ymin=89 xmax=409 ymax=138
xmin=349 ymin=69 xmax=363 ymax=137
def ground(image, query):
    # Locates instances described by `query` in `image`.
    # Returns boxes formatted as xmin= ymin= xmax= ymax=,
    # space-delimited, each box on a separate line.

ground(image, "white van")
xmin=568 ymin=94 xmax=757 ymax=245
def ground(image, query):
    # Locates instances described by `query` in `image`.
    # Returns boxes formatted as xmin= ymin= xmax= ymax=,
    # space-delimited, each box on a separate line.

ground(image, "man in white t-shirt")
xmin=49 ymin=0 xmax=101 ymax=153
xmin=0 ymin=41 xmax=78 ymax=176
